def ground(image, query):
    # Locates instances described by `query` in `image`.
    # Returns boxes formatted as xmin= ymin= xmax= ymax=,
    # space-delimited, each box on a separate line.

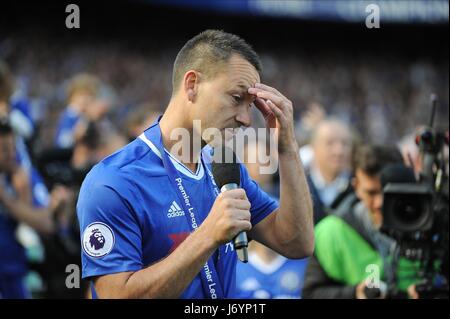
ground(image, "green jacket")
xmin=313 ymin=195 xmax=421 ymax=293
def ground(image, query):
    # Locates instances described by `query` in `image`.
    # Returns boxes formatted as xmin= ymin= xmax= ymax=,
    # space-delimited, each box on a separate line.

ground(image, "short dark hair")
xmin=172 ymin=29 xmax=262 ymax=93
xmin=353 ymin=144 xmax=403 ymax=176
xmin=0 ymin=60 xmax=14 ymax=103
xmin=0 ymin=117 xmax=13 ymax=136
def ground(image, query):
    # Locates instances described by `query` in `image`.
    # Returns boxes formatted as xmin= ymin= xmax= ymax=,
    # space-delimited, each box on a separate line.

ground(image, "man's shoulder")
xmin=316 ymin=214 xmax=346 ymax=230
xmin=315 ymin=215 xmax=356 ymax=244
xmin=80 ymin=138 xmax=167 ymax=193
xmin=100 ymin=138 xmax=166 ymax=175
xmin=315 ymin=211 xmax=373 ymax=255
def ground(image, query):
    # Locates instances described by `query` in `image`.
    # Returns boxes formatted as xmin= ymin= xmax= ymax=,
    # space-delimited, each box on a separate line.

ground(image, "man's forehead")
xmin=225 ymin=56 xmax=260 ymax=89
xmin=233 ymin=82 xmax=254 ymax=92
xmin=319 ymin=122 xmax=351 ymax=138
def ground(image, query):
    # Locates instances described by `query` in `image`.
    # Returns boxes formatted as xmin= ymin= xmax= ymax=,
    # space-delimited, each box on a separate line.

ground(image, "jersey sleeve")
xmin=239 ymin=163 xmax=279 ymax=226
xmin=77 ymin=174 xmax=144 ymax=279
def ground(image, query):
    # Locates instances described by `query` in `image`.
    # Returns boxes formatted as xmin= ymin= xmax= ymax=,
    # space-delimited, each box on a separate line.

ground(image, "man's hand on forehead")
xmin=247 ymin=83 xmax=278 ymax=129
xmin=248 ymin=83 xmax=297 ymax=154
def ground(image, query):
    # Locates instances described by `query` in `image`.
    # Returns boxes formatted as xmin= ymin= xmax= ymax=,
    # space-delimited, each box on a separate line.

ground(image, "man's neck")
xmin=159 ymin=101 xmax=202 ymax=173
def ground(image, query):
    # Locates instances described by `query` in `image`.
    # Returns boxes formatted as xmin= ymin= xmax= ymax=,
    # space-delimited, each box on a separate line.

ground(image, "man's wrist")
xmin=278 ymin=142 xmax=300 ymax=158
xmin=192 ymin=226 xmax=219 ymax=254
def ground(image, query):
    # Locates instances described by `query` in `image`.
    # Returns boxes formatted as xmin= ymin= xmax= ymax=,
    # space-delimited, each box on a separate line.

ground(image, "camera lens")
xmin=393 ymin=195 xmax=424 ymax=225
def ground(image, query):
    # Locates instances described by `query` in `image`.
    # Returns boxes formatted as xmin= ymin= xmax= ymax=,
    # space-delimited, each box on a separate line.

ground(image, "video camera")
xmin=381 ymin=94 xmax=449 ymax=299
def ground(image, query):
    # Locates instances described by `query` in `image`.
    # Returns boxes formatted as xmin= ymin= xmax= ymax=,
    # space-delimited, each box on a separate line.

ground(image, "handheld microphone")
xmin=211 ymin=146 xmax=248 ymax=263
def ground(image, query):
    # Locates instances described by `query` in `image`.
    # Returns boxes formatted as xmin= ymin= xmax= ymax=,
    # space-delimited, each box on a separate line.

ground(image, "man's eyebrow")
xmin=232 ymin=84 xmax=252 ymax=94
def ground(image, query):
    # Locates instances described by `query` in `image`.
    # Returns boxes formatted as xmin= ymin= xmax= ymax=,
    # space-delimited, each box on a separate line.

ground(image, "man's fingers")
xmin=254 ymin=97 xmax=271 ymax=117
xmin=252 ymin=90 xmax=285 ymax=110
xmin=236 ymin=220 xmax=252 ymax=232
xmin=254 ymin=97 xmax=277 ymax=128
xmin=255 ymin=83 xmax=283 ymax=97
xmin=251 ymin=83 xmax=289 ymax=105
xmin=231 ymin=199 xmax=251 ymax=211
xmin=221 ymin=188 xmax=247 ymax=200
xmin=267 ymin=99 xmax=284 ymax=120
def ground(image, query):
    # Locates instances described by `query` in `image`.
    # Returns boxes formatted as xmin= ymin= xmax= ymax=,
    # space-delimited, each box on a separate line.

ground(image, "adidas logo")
xmin=167 ymin=201 xmax=185 ymax=218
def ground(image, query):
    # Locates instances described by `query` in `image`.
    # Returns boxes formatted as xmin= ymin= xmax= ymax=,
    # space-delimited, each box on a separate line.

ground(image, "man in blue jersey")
xmin=236 ymin=241 xmax=308 ymax=299
xmin=0 ymin=119 xmax=66 ymax=298
xmin=235 ymin=141 xmax=308 ymax=299
xmin=77 ymin=30 xmax=314 ymax=299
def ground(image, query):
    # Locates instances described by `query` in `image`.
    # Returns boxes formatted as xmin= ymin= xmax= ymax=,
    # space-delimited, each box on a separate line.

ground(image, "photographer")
xmin=303 ymin=144 xmax=421 ymax=299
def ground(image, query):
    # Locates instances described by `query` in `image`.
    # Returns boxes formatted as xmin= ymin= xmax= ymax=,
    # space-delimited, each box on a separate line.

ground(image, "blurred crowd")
xmin=0 ymin=30 xmax=448 ymax=299
xmin=1 ymin=32 xmax=448 ymax=149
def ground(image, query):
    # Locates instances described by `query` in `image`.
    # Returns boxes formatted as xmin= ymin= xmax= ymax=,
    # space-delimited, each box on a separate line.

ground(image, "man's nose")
xmin=374 ymin=194 xmax=383 ymax=210
xmin=331 ymin=141 xmax=345 ymax=156
xmin=236 ymin=106 xmax=252 ymax=128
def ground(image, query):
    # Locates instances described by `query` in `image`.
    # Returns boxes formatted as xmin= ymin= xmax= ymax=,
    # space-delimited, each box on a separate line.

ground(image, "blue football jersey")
xmin=10 ymin=94 xmax=35 ymax=139
xmin=14 ymin=137 xmax=49 ymax=209
xmin=0 ymin=176 xmax=27 ymax=277
xmin=30 ymin=168 xmax=50 ymax=208
xmin=77 ymin=123 xmax=279 ymax=298
xmin=0 ymin=140 xmax=48 ymax=278
xmin=235 ymin=253 xmax=308 ymax=299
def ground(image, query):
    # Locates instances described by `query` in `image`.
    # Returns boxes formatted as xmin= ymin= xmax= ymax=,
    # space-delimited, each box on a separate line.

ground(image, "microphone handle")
xmin=220 ymin=183 xmax=249 ymax=263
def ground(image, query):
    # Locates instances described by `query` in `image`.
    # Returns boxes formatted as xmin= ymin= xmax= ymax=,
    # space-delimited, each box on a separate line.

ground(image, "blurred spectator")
xmin=9 ymin=91 xmax=36 ymax=141
xmin=235 ymin=241 xmax=308 ymax=299
xmin=71 ymin=121 xmax=127 ymax=170
xmin=302 ymin=144 xmax=421 ymax=299
xmin=35 ymin=184 xmax=83 ymax=299
xmin=124 ymin=102 xmax=160 ymax=141
xmin=30 ymin=120 xmax=125 ymax=298
xmin=305 ymin=118 xmax=354 ymax=224
xmin=1 ymin=59 xmax=51 ymax=213
xmin=296 ymin=102 xmax=326 ymax=148
xmin=398 ymin=130 xmax=423 ymax=178
xmin=235 ymin=141 xmax=308 ymax=299
xmin=54 ymin=73 xmax=101 ymax=149
xmin=0 ymin=119 xmax=71 ymax=298
xmin=2 ymin=31 xmax=447 ymax=149
xmin=0 ymin=59 xmax=14 ymax=118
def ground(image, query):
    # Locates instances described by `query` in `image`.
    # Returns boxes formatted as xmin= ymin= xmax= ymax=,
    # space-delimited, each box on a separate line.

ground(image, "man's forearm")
xmin=96 ymin=226 xmax=218 ymax=298
xmin=276 ymin=147 xmax=314 ymax=257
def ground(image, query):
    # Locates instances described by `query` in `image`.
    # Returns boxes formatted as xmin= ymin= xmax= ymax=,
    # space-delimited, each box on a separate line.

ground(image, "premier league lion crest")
xmin=82 ymin=222 xmax=115 ymax=258
xmin=89 ymin=228 xmax=105 ymax=250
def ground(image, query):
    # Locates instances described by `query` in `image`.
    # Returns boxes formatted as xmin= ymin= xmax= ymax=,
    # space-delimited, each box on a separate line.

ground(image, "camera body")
xmin=380 ymin=102 xmax=449 ymax=298
xmin=382 ymin=183 xmax=434 ymax=233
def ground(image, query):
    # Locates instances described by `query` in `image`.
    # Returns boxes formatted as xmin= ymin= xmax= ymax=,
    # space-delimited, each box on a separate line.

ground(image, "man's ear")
xmin=352 ymin=175 xmax=363 ymax=200
xmin=351 ymin=176 xmax=357 ymax=189
xmin=351 ymin=176 xmax=359 ymax=197
xmin=183 ymin=70 xmax=199 ymax=103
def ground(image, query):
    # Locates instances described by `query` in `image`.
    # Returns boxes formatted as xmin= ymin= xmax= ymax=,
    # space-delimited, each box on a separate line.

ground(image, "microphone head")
xmin=211 ymin=146 xmax=241 ymax=188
